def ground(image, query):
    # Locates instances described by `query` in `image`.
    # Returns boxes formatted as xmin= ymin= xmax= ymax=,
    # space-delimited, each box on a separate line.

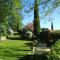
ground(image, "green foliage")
xmin=0 ymin=0 xmax=23 ymax=35
xmin=47 ymin=40 xmax=60 ymax=60
xmin=0 ymin=0 xmax=10 ymax=36
xmin=22 ymin=0 xmax=60 ymax=20
xmin=0 ymin=25 xmax=7 ymax=36
xmin=8 ymin=0 xmax=23 ymax=31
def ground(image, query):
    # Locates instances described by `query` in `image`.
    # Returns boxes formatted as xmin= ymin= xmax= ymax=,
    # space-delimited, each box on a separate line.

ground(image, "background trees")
xmin=8 ymin=0 xmax=23 ymax=31
xmin=0 ymin=0 xmax=23 ymax=36
xmin=25 ymin=23 xmax=34 ymax=32
xmin=0 ymin=0 xmax=10 ymax=36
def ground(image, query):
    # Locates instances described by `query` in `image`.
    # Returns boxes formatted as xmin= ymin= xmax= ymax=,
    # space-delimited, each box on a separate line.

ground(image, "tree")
xmin=22 ymin=0 xmax=60 ymax=23
xmin=8 ymin=0 xmax=23 ymax=31
xmin=25 ymin=23 xmax=34 ymax=32
xmin=33 ymin=0 xmax=40 ymax=36
xmin=0 ymin=0 xmax=23 ymax=36
xmin=51 ymin=21 xmax=53 ymax=30
xmin=22 ymin=0 xmax=60 ymax=36
xmin=0 ymin=0 xmax=10 ymax=36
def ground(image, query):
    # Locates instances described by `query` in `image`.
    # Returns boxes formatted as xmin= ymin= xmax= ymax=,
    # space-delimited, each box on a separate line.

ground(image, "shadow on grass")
xmin=7 ymin=36 xmax=31 ymax=41
xmin=25 ymin=43 xmax=33 ymax=46
xmin=15 ymin=49 xmax=31 ymax=51
xmin=18 ymin=54 xmax=47 ymax=60
xmin=18 ymin=55 xmax=33 ymax=60
xmin=7 ymin=37 xmax=21 ymax=40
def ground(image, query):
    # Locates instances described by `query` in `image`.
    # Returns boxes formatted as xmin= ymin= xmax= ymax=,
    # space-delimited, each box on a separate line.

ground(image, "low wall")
xmin=0 ymin=36 xmax=6 ymax=41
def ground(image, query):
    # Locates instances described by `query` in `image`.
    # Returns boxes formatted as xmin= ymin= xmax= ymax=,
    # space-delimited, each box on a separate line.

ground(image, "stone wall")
xmin=0 ymin=36 xmax=6 ymax=41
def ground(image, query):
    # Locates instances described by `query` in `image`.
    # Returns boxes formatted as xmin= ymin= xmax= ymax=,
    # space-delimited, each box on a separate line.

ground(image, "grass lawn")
xmin=0 ymin=40 xmax=32 ymax=60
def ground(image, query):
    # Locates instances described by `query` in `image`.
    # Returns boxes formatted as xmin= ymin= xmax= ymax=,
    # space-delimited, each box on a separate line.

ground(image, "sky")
xmin=22 ymin=1 xmax=60 ymax=30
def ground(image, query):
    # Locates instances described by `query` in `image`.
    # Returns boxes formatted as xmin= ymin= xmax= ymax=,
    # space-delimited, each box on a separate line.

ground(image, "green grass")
xmin=0 ymin=40 xmax=31 ymax=60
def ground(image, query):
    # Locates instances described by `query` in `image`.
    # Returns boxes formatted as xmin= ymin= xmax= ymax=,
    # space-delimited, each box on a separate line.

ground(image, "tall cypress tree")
xmin=51 ymin=21 xmax=53 ymax=30
xmin=33 ymin=0 xmax=40 ymax=36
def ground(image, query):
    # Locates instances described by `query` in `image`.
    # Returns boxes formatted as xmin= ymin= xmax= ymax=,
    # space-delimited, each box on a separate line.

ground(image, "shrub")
xmin=0 ymin=25 xmax=7 ymax=36
xmin=26 ymin=31 xmax=33 ymax=39
xmin=47 ymin=40 xmax=60 ymax=60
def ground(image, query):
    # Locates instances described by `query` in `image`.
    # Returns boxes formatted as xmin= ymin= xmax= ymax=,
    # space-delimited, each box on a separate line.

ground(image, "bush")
xmin=20 ymin=30 xmax=33 ymax=40
xmin=0 ymin=25 xmax=7 ymax=36
xmin=26 ymin=31 xmax=33 ymax=39
xmin=53 ymin=31 xmax=60 ymax=39
xmin=38 ymin=30 xmax=60 ymax=46
xmin=47 ymin=40 xmax=60 ymax=60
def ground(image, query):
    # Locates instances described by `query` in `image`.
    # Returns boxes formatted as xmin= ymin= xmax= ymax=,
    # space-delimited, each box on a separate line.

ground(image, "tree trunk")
xmin=33 ymin=0 xmax=40 ymax=36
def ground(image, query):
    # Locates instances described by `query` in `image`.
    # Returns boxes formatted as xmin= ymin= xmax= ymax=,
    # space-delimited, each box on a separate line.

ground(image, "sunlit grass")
xmin=0 ymin=40 xmax=31 ymax=60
